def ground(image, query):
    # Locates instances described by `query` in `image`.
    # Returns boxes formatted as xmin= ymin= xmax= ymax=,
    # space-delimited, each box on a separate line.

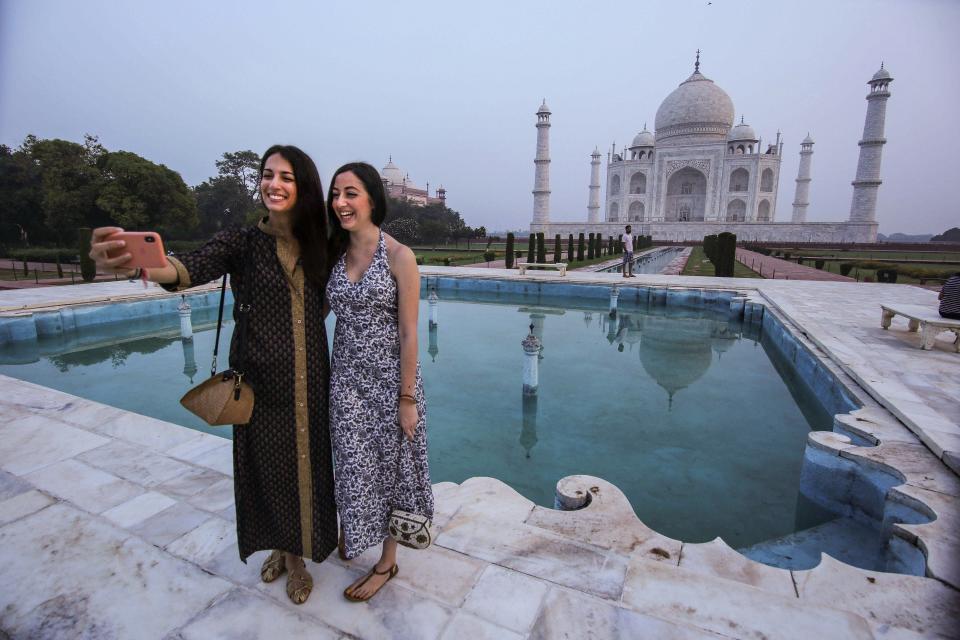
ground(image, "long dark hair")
xmin=326 ymin=162 xmax=388 ymax=271
xmin=259 ymin=145 xmax=328 ymax=287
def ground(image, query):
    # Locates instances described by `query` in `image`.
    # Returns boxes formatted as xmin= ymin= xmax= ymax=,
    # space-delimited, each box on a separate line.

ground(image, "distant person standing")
xmin=939 ymin=273 xmax=960 ymax=319
xmin=622 ymin=225 xmax=635 ymax=278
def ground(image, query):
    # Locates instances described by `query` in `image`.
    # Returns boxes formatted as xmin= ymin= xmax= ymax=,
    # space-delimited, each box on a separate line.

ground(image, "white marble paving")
xmin=164 ymin=432 xmax=230 ymax=462
xmin=24 ymin=458 xmax=143 ymax=514
xmin=130 ymin=500 xmax=212 ymax=548
xmin=440 ymin=611 xmax=525 ymax=640
xmin=0 ymin=503 xmax=231 ymax=638
xmin=187 ymin=441 xmax=234 ymax=476
xmin=164 ymin=516 xmax=236 ymax=566
xmin=794 ymin=555 xmax=960 ymax=638
xmin=621 ymin=555 xmax=875 ymax=639
xmin=87 ymin=409 xmax=199 ymax=453
xmin=76 ymin=438 xmax=196 ymax=487
xmin=186 ymin=477 xmax=235 ymax=513
xmin=0 ymin=489 xmax=55 ymax=527
xmin=528 ymin=587 xmax=722 ymax=639
xmin=175 ymin=588 xmax=343 ymax=640
xmin=678 ymin=538 xmax=797 ymax=597
xmin=101 ymin=490 xmax=176 ymax=529
xmin=0 ymin=413 xmax=109 ymax=476
xmin=461 ymin=565 xmax=550 ymax=633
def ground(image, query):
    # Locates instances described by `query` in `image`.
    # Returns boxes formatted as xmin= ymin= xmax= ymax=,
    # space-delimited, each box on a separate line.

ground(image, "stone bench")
xmin=517 ymin=262 xmax=567 ymax=276
xmin=880 ymin=303 xmax=960 ymax=351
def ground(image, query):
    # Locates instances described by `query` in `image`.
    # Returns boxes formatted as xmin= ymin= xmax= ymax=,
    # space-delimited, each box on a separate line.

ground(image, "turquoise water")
xmin=0 ymin=291 xmax=833 ymax=548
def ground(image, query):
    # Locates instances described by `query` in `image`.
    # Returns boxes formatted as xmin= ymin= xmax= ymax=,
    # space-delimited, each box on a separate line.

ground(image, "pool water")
xmin=597 ymin=247 xmax=684 ymax=274
xmin=0 ymin=290 xmax=834 ymax=549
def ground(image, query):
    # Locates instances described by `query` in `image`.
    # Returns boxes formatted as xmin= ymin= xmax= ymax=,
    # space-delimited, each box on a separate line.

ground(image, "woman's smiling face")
xmin=260 ymin=153 xmax=298 ymax=214
xmin=330 ymin=171 xmax=374 ymax=231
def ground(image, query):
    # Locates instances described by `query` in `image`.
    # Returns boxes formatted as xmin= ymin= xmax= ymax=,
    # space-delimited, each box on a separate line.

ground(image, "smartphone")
xmin=105 ymin=231 xmax=169 ymax=269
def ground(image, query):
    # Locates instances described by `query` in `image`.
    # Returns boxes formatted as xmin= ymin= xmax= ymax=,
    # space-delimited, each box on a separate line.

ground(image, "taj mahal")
xmin=529 ymin=54 xmax=893 ymax=243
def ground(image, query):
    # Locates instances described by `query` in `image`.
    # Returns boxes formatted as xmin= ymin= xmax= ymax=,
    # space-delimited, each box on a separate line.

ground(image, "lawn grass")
xmin=682 ymin=246 xmax=763 ymax=278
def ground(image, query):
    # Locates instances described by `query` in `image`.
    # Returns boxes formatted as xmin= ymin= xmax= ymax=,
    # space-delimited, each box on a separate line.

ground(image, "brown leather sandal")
xmin=260 ymin=550 xmax=286 ymax=583
xmin=343 ymin=563 xmax=398 ymax=602
xmin=286 ymin=560 xmax=313 ymax=605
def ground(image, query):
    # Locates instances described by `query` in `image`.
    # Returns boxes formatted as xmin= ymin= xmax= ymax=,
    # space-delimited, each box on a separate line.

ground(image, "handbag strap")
xmin=209 ymin=231 xmax=254 ymax=377
xmin=210 ymin=275 xmax=228 ymax=377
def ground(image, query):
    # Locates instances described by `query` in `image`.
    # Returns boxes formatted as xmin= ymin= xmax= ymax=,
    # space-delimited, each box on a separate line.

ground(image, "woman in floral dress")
xmin=325 ymin=162 xmax=434 ymax=601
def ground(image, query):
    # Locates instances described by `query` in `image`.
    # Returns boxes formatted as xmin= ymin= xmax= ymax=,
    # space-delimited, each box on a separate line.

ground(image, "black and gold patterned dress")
xmin=326 ymin=233 xmax=434 ymax=559
xmin=163 ymin=219 xmax=338 ymax=563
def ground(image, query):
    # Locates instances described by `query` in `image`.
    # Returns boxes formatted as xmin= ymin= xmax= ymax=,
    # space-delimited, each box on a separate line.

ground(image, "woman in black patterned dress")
xmin=326 ymin=162 xmax=434 ymax=602
xmin=89 ymin=145 xmax=338 ymax=605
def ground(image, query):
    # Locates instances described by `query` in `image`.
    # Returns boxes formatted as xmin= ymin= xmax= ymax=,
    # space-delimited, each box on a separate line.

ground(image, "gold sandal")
xmin=343 ymin=563 xmax=398 ymax=602
xmin=286 ymin=560 xmax=313 ymax=605
xmin=260 ymin=550 xmax=286 ymax=583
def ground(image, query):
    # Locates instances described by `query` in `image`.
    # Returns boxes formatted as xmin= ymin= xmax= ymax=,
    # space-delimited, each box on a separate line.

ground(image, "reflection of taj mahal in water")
xmin=530 ymin=53 xmax=893 ymax=243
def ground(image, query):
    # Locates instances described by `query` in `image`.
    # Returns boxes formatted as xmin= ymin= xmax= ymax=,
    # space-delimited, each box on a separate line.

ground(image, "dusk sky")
xmin=1 ymin=0 xmax=957 ymax=235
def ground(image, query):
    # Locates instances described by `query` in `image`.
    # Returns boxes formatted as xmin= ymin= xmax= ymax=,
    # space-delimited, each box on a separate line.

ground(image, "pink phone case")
xmin=106 ymin=231 xmax=168 ymax=269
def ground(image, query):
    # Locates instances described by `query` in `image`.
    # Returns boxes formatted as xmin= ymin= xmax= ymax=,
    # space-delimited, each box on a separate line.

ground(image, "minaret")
xmin=532 ymin=100 xmax=551 ymax=228
xmin=587 ymin=147 xmax=601 ymax=222
xmin=849 ymin=64 xmax=893 ymax=223
xmin=791 ymin=134 xmax=814 ymax=223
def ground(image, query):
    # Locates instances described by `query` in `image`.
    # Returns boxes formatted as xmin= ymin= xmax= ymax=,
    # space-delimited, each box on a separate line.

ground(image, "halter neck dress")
xmin=326 ymin=233 xmax=434 ymax=558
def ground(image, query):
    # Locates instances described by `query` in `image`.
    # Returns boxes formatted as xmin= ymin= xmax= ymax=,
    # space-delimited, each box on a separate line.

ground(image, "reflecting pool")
xmin=0 ymin=289 xmax=836 ymax=549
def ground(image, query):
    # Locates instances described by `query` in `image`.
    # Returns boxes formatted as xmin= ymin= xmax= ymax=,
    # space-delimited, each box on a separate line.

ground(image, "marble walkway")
xmin=1 ymin=269 xmax=959 ymax=638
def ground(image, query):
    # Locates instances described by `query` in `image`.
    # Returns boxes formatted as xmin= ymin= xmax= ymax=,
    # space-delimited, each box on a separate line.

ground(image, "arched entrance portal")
xmin=665 ymin=167 xmax=707 ymax=222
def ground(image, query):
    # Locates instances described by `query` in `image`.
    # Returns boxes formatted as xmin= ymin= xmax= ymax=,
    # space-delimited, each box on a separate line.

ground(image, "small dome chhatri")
xmin=631 ymin=124 xmax=654 ymax=148
xmin=872 ymin=63 xmax=892 ymax=82
xmin=727 ymin=117 xmax=757 ymax=142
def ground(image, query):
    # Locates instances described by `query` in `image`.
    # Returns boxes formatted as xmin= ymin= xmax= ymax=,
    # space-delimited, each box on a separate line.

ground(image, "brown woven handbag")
xmin=180 ymin=273 xmax=254 ymax=426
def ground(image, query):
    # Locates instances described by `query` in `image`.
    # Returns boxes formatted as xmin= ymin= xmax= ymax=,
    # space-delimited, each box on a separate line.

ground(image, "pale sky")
xmin=1 ymin=0 xmax=957 ymax=235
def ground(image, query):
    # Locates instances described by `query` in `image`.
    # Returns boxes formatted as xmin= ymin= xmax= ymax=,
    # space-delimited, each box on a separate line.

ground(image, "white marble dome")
xmin=727 ymin=121 xmax=757 ymax=141
xmin=631 ymin=129 xmax=655 ymax=147
xmin=381 ymin=158 xmax=404 ymax=185
xmin=872 ymin=66 xmax=892 ymax=82
xmin=654 ymin=71 xmax=735 ymax=143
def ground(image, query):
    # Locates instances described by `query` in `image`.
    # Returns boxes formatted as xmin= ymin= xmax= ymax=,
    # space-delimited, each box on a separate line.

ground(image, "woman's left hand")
xmin=399 ymin=401 xmax=418 ymax=441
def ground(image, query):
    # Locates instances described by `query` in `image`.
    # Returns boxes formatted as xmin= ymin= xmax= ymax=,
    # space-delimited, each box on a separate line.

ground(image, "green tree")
xmin=28 ymin=135 xmax=106 ymax=242
xmin=215 ymin=151 xmax=261 ymax=201
xmin=0 ymin=143 xmax=45 ymax=245
xmin=96 ymin=150 xmax=198 ymax=237
xmin=195 ymin=176 xmax=253 ymax=235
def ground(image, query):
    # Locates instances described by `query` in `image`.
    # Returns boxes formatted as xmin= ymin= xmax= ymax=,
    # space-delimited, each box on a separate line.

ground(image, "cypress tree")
xmin=587 ymin=233 xmax=595 ymax=259
xmin=608 ymin=236 xmax=614 ymax=256
xmin=577 ymin=233 xmax=585 ymax=261
xmin=554 ymin=234 xmax=561 ymax=263
xmin=79 ymin=228 xmax=96 ymax=283
xmin=716 ymin=232 xmax=737 ymax=277
xmin=567 ymin=234 xmax=574 ymax=262
xmin=536 ymin=232 xmax=546 ymax=264
xmin=527 ymin=234 xmax=536 ymax=262
xmin=505 ymin=232 xmax=515 ymax=269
